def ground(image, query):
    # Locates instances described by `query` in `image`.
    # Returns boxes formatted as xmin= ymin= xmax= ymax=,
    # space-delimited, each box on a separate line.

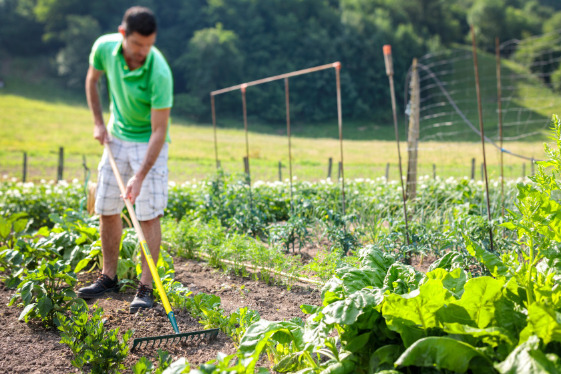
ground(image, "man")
xmin=77 ymin=6 xmax=173 ymax=314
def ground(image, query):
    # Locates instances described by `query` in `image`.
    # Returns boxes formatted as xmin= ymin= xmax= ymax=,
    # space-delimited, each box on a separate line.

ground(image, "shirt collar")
xmin=112 ymin=36 xmax=153 ymax=73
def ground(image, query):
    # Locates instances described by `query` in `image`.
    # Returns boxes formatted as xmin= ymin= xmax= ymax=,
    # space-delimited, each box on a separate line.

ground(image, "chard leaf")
xmin=425 ymin=267 xmax=467 ymax=297
xmin=239 ymin=320 xmax=301 ymax=373
xmin=323 ymin=289 xmax=382 ymax=325
xmin=273 ymin=352 xmax=301 ymax=372
xmin=428 ymin=251 xmax=464 ymax=272
xmin=443 ymin=323 xmax=515 ymax=348
xmin=519 ymin=303 xmax=561 ymax=345
xmin=321 ymin=278 xmax=344 ymax=302
xmin=344 ymin=332 xmax=370 ymax=353
xmin=303 ymin=312 xmax=331 ymax=348
xmin=395 ymin=336 xmax=494 ymax=373
xmin=339 ymin=267 xmax=386 ymax=293
xmin=358 ymin=245 xmax=394 ymax=271
xmin=369 ymin=345 xmax=403 ymax=372
xmin=301 ymin=304 xmax=320 ymax=315
xmin=495 ymin=335 xmax=561 ymax=374
xmin=382 ymin=279 xmax=454 ymax=347
xmin=464 ymin=236 xmax=508 ymax=277
xmin=384 ymin=263 xmax=424 ymax=294
xmin=453 ymin=276 xmax=505 ymax=329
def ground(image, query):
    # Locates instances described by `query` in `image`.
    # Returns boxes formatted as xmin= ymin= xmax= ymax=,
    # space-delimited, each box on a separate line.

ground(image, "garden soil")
xmin=0 ymin=258 xmax=321 ymax=373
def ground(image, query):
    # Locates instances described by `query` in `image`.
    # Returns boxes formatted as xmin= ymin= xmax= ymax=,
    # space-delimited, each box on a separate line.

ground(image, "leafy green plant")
xmin=58 ymin=302 xmax=132 ymax=374
xmin=8 ymin=259 xmax=78 ymax=327
xmin=0 ymin=213 xmax=58 ymax=287
xmin=131 ymin=349 xmax=173 ymax=374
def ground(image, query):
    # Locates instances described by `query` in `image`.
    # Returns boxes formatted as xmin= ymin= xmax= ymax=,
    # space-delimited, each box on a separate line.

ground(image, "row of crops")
xmin=2 ymin=120 xmax=561 ymax=372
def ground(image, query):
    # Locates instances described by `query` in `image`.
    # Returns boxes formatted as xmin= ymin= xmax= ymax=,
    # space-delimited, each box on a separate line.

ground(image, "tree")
xmin=173 ymin=24 xmax=244 ymax=120
xmin=55 ymin=15 xmax=101 ymax=88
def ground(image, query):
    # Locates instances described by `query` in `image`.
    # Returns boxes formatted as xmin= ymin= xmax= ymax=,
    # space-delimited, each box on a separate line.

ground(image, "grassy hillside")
xmin=0 ymin=55 xmax=550 ymax=183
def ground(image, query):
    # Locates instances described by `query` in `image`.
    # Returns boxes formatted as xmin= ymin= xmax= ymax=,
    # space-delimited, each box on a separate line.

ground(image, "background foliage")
xmin=0 ymin=0 xmax=559 ymax=124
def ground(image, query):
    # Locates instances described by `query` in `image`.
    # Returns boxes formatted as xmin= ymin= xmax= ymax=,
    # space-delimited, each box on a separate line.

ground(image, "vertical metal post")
xmin=285 ymin=78 xmax=294 ymax=212
xmin=327 ymin=157 xmax=333 ymax=179
xmin=22 ymin=152 xmax=27 ymax=182
xmin=471 ymin=26 xmax=494 ymax=252
xmin=57 ymin=147 xmax=64 ymax=182
xmin=211 ymin=94 xmax=220 ymax=169
xmin=406 ymin=58 xmax=420 ymax=200
xmin=471 ymin=158 xmax=476 ymax=180
xmin=241 ymin=84 xmax=253 ymax=212
xmin=334 ymin=62 xmax=346 ymax=216
xmin=496 ymin=37 xmax=505 ymax=217
xmin=278 ymin=161 xmax=282 ymax=181
xmin=383 ymin=45 xmax=410 ymax=246
xmin=241 ymin=84 xmax=250 ymax=182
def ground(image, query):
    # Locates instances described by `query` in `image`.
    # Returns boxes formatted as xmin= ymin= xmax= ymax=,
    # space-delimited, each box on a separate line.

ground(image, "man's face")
xmin=119 ymin=27 xmax=156 ymax=67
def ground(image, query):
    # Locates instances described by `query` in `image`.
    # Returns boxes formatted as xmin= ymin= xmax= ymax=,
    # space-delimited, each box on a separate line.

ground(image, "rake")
xmin=104 ymin=143 xmax=219 ymax=351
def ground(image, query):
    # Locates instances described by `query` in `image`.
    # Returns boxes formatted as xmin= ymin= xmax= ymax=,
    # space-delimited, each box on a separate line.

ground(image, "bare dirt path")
xmin=0 ymin=258 xmax=321 ymax=373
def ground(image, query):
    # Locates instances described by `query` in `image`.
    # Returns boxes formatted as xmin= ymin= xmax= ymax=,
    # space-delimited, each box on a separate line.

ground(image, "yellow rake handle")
xmin=104 ymin=144 xmax=177 ymax=331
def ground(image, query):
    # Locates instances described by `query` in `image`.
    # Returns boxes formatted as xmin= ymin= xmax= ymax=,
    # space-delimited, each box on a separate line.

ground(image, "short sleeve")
xmin=150 ymin=64 xmax=173 ymax=109
xmin=89 ymin=37 xmax=105 ymax=71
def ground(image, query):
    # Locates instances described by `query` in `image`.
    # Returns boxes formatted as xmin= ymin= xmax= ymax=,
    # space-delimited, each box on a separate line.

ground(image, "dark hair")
xmin=122 ymin=6 xmax=157 ymax=36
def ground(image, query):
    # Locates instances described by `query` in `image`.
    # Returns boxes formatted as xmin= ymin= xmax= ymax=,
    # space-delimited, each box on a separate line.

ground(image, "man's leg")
xmin=100 ymin=213 xmax=123 ymax=278
xmin=76 ymin=213 xmax=122 ymax=299
xmin=139 ymin=216 xmax=161 ymax=285
xmin=129 ymin=216 xmax=161 ymax=313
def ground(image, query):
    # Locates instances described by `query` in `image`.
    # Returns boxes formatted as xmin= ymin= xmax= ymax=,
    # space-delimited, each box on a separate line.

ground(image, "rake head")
xmin=131 ymin=328 xmax=219 ymax=352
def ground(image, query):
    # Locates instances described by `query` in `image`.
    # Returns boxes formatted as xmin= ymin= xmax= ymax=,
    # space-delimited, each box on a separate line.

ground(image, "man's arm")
xmin=125 ymin=107 xmax=170 ymax=203
xmin=85 ymin=65 xmax=108 ymax=145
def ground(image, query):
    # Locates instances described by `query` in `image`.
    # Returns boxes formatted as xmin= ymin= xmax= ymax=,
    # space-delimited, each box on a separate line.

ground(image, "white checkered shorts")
xmin=95 ymin=137 xmax=168 ymax=221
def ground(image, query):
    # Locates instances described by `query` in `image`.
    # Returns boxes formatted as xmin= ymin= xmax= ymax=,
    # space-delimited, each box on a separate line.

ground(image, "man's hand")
xmin=124 ymin=174 xmax=144 ymax=204
xmin=94 ymin=123 xmax=109 ymax=145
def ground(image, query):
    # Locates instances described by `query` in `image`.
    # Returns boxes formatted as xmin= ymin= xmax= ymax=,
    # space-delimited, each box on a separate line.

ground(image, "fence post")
xmin=406 ymin=58 xmax=420 ymax=200
xmin=385 ymin=162 xmax=390 ymax=181
xmin=481 ymin=163 xmax=484 ymax=181
xmin=243 ymin=156 xmax=249 ymax=176
xmin=22 ymin=152 xmax=27 ymax=182
xmin=531 ymin=157 xmax=535 ymax=176
xmin=278 ymin=161 xmax=282 ymax=181
xmin=432 ymin=164 xmax=436 ymax=179
xmin=327 ymin=157 xmax=332 ymax=179
xmin=522 ymin=163 xmax=526 ymax=178
xmin=57 ymin=147 xmax=64 ymax=182
xmin=338 ymin=161 xmax=342 ymax=180
xmin=471 ymin=158 xmax=475 ymax=180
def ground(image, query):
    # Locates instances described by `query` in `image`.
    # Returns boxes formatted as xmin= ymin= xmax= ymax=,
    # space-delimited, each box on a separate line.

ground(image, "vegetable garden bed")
xmin=2 ymin=116 xmax=561 ymax=373
xmin=0 ymin=256 xmax=321 ymax=373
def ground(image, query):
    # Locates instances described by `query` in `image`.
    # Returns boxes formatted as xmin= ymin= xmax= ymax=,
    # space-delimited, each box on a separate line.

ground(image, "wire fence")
xmin=3 ymin=30 xmax=561 ymax=185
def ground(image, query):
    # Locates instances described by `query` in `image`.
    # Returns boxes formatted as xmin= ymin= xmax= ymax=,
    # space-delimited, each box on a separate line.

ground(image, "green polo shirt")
xmin=89 ymin=33 xmax=173 ymax=143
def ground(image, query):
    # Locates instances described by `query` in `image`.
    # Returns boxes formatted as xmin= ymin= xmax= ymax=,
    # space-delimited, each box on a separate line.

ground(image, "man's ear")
xmin=118 ymin=25 xmax=126 ymax=37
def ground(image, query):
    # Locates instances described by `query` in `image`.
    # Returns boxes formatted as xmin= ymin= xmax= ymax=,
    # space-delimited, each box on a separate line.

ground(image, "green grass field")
xmin=0 ymin=55 xmax=552 ymax=183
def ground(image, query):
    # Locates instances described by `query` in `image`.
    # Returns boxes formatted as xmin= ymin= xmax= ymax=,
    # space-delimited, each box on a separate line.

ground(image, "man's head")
xmin=121 ymin=6 xmax=156 ymax=37
xmin=118 ymin=6 xmax=157 ymax=67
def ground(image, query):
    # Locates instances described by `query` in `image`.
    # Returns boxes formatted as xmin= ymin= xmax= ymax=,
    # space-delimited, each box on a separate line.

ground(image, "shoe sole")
xmin=76 ymin=287 xmax=120 ymax=300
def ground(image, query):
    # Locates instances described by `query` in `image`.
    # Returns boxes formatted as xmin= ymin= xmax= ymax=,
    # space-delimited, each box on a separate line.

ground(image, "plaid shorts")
xmin=95 ymin=137 xmax=168 ymax=221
